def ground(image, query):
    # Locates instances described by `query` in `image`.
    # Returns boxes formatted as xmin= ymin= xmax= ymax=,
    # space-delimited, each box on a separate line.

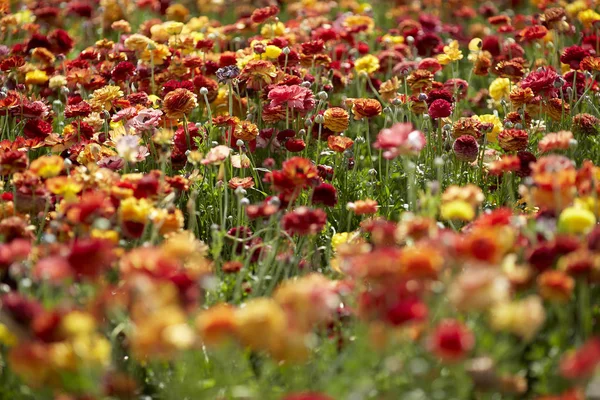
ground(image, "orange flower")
xmin=544 ymin=98 xmax=569 ymax=121
xmin=238 ymin=60 xmax=278 ymax=90
xmin=162 ymin=88 xmax=198 ymax=120
xmin=323 ymin=107 xmax=350 ymax=133
xmin=399 ymin=243 xmax=444 ymax=280
xmin=233 ymin=120 xmax=259 ymax=141
xmin=195 ymin=304 xmax=238 ymax=347
xmin=228 ymin=176 xmax=254 ymax=189
xmin=452 ymin=117 xmax=483 ymax=139
xmin=327 ymin=135 xmax=354 ymax=153
xmin=537 ymin=270 xmax=574 ymax=303
xmin=406 ymin=69 xmax=434 ymax=94
xmin=510 ymin=87 xmax=535 ymax=108
xmin=348 ymin=199 xmax=378 ymax=215
xmin=348 ymin=98 xmax=382 ymax=120
xmin=29 ymin=155 xmax=64 ymax=178
xmin=498 ymin=129 xmax=528 ymax=152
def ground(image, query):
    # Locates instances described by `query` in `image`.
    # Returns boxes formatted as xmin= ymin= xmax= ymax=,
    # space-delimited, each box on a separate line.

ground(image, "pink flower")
xmin=129 ymin=108 xmax=163 ymax=132
xmin=111 ymin=107 xmax=138 ymax=123
xmin=202 ymin=145 xmax=231 ymax=165
xmin=267 ymin=85 xmax=316 ymax=113
xmin=373 ymin=123 xmax=426 ymax=159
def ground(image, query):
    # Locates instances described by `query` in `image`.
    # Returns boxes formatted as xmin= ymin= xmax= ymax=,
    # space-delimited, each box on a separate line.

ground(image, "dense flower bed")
xmin=2 ymin=0 xmax=600 ymax=398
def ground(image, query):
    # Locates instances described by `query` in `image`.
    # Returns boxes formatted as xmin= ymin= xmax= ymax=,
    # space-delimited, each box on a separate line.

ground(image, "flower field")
xmin=3 ymin=0 xmax=600 ymax=398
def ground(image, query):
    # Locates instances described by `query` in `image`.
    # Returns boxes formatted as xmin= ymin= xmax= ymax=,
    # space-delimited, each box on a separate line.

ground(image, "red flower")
xmin=67 ymin=238 xmax=115 ymax=279
xmin=281 ymin=157 xmax=319 ymax=188
xmin=561 ymin=45 xmax=591 ymax=70
xmin=111 ymin=61 xmax=136 ymax=83
xmin=518 ymin=25 xmax=548 ymax=42
xmin=453 ymin=135 xmax=479 ymax=162
xmin=301 ymin=39 xmax=325 ymax=56
xmin=282 ymin=207 xmax=327 ymax=235
xmin=48 ymin=29 xmax=74 ymax=54
xmin=428 ymin=99 xmax=453 ymax=119
xmin=268 ymin=85 xmax=316 ymax=114
xmin=428 ymin=319 xmax=475 ymax=362
xmin=250 ymin=5 xmax=279 ymax=24
xmin=560 ymin=338 xmax=600 ymax=380
xmin=23 ymin=119 xmax=52 ymax=140
xmin=284 ymin=138 xmax=306 ymax=152
xmin=520 ymin=67 xmax=559 ymax=97
xmin=65 ymin=101 xmax=92 ymax=119
xmin=1 ymin=292 xmax=43 ymax=328
xmin=312 ymin=183 xmax=337 ymax=207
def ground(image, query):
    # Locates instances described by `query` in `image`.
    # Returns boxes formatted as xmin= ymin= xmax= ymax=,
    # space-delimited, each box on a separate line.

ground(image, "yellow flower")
xmin=119 ymin=197 xmax=153 ymax=223
xmin=489 ymin=77 xmax=511 ymax=101
xmin=440 ymin=200 xmax=475 ymax=221
xmin=124 ymin=34 xmax=153 ymax=52
xmin=354 ymin=54 xmax=380 ymax=75
xmin=468 ymin=38 xmax=483 ymax=52
xmin=91 ymin=228 xmax=119 ymax=244
xmin=235 ymin=298 xmax=287 ymax=353
xmin=558 ymin=206 xmax=596 ymax=234
xmin=61 ymin=311 xmax=96 ymax=338
xmin=261 ymin=22 xmax=285 ymax=38
xmin=90 ymin=85 xmax=124 ymax=111
xmin=331 ymin=232 xmax=351 ymax=252
xmin=578 ymin=9 xmax=600 ymax=28
xmin=72 ymin=335 xmax=111 ymax=366
xmin=0 ymin=323 xmax=17 ymax=346
xmin=25 ymin=70 xmax=48 ymax=85
xmin=343 ymin=15 xmax=374 ymax=34
xmin=163 ymin=21 xmax=185 ymax=36
xmin=29 ymin=155 xmax=64 ymax=178
xmin=141 ymin=43 xmax=172 ymax=66
xmin=381 ymin=34 xmax=404 ymax=45
xmin=265 ymin=45 xmax=282 ymax=59
xmin=436 ymin=40 xmax=463 ymax=66
xmin=474 ymin=114 xmax=502 ymax=143
xmin=13 ymin=10 xmax=34 ymax=25
xmin=566 ymin=0 xmax=587 ymax=17
xmin=45 ymin=176 xmax=83 ymax=201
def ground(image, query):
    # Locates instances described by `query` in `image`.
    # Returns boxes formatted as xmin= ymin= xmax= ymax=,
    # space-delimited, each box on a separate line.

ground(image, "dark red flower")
xmin=23 ymin=119 xmax=52 ymax=140
xmin=111 ymin=61 xmax=136 ymax=83
xmin=312 ymin=183 xmax=337 ymax=207
xmin=285 ymin=138 xmax=306 ymax=152
xmin=282 ymin=207 xmax=327 ymax=235
xmin=453 ymin=135 xmax=479 ymax=162
xmin=561 ymin=45 xmax=591 ymax=70
xmin=48 ymin=29 xmax=74 ymax=54
xmin=428 ymin=99 xmax=453 ymax=119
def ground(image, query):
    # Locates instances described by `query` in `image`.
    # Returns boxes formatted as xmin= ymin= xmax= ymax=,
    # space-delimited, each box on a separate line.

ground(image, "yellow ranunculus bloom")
xmin=354 ymin=54 xmax=380 ymax=75
xmin=25 ymin=70 xmax=48 ymax=85
xmin=489 ymin=77 xmax=511 ymax=101
xmin=558 ymin=206 xmax=596 ymax=234
xmin=440 ymin=200 xmax=475 ymax=222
